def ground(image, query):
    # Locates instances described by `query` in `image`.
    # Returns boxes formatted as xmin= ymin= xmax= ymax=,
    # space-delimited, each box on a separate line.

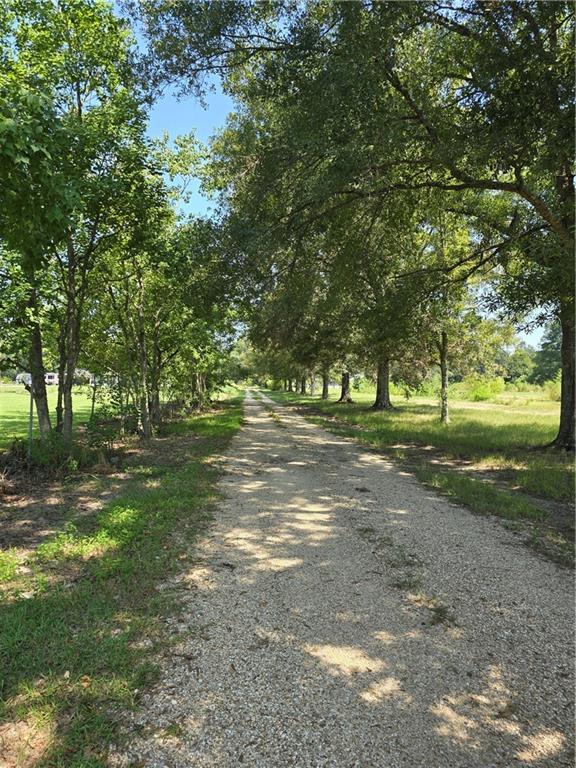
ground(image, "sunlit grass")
xmin=0 ymin=550 xmax=19 ymax=583
xmin=416 ymin=468 xmax=548 ymax=521
xmin=0 ymin=384 xmax=93 ymax=449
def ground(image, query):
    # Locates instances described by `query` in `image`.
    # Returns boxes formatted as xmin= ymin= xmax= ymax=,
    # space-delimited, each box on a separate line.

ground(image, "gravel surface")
xmin=109 ymin=391 xmax=575 ymax=767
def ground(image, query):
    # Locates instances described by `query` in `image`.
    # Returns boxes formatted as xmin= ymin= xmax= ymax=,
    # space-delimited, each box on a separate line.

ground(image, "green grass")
xmin=417 ymin=468 xmax=548 ymax=521
xmin=267 ymin=388 xmax=573 ymax=503
xmin=0 ymin=384 xmax=93 ymax=449
xmin=0 ymin=550 xmax=19 ymax=583
xmin=0 ymin=396 xmax=243 ymax=766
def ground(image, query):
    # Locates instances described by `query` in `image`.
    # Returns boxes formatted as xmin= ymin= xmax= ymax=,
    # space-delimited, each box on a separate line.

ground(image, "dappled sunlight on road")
xmin=360 ymin=676 xmax=412 ymax=705
xmin=303 ymin=643 xmax=385 ymax=677
xmin=431 ymin=664 xmax=567 ymax=762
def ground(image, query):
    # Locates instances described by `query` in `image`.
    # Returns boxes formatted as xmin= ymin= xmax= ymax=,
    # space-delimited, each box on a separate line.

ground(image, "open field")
xmin=266 ymin=388 xmax=574 ymax=565
xmin=0 ymin=384 xmax=93 ymax=449
xmin=0 ymin=395 xmax=243 ymax=765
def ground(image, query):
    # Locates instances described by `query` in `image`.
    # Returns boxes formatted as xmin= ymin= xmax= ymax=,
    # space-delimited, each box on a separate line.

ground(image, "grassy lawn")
xmin=0 ymin=395 xmax=243 ymax=766
xmin=266 ymin=388 xmax=574 ymax=564
xmin=0 ymin=384 xmax=93 ymax=450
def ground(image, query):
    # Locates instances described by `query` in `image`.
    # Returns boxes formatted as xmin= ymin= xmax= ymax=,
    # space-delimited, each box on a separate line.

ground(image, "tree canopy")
xmin=1 ymin=0 xmax=574 ymax=450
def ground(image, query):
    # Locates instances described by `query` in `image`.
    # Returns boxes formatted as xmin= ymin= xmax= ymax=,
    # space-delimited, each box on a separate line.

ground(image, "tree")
xmin=2 ymin=0 xmax=148 ymax=440
xmin=141 ymin=0 xmax=574 ymax=447
xmin=531 ymin=322 xmax=562 ymax=385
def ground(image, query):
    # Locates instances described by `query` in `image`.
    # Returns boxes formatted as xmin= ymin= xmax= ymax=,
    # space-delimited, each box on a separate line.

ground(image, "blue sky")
xmin=146 ymin=84 xmax=234 ymax=217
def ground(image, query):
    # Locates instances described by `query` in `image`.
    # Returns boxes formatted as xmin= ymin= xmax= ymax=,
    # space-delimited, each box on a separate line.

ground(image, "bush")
xmin=469 ymin=376 xmax=505 ymax=401
xmin=5 ymin=432 xmax=94 ymax=473
xmin=86 ymin=407 xmax=121 ymax=456
xmin=544 ymin=374 xmax=561 ymax=402
xmin=450 ymin=376 xmax=505 ymax=402
xmin=415 ymin=374 xmax=441 ymax=398
xmin=504 ymin=380 xmax=541 ymax=393
xmin=389 ymin=380 xmax=415 ymax=399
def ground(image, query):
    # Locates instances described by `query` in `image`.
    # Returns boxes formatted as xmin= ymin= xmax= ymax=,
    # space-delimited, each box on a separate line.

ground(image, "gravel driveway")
xmin=110 ymin=391 xmax=574 ymax=768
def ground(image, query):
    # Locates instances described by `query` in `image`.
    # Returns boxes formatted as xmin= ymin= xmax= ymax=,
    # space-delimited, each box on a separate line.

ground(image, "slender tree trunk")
xmin=198 ymin=373 xmax=206 ymax=406
xmin=321 ymin=370 xmax=330 ymax=400
xmin=288 ymin=379 xmax=293 ymax=392
xmin=55 ymin=321 xmax=67 ymax=432
xmin=138 ymin=378 xmax=151 ymax=438
xmin=135 ymin=273 xmax=151 ymax=438
xmin=28 ymin=320 xmax=52 ymax=436
xmin=337 ymin=372 xmax=353 ymax=403
xmin=150 ymin=387 xmax=161 ymax=425
xmin=551 ymin=165 xmax=575 ymax=449
xmin=552 ymin=299 xmax=575 ymax=449
xmin=62 ymin=239 xmax=84 ymax=442
xmin=149 ymin=344 xmax=162 ymax=425
xmin=300 ymin=375 xmax=306 ymax=395
xmin=439 ymin=331 xmax=450 ymax=424
xmin=137 ymin=340 xmax=152 ymax=438
xmin=118 ymin=381 xmax=126 ymax=436
xmin=372 ymin=357 xmax=393 ymax=410
xmin=90 ymin=379 xmax=98 ymax=420
xmin=62 ymin=312 xmax=80 ymax=442
xmin=310 ymin=372 xmax=316 ymax=395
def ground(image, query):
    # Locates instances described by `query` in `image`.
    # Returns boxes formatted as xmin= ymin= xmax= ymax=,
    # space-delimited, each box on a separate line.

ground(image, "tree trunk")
xmin=551 ymin=164 xmax=575 ymax=449
xmin=439 ymin=330 xmax=450 ymax=424
xmin=28 ymin=320 xmax=52 ymax=436
xmin=61 ymin=238 xmax=84 ymax=442
xmin=135 ymin=273 xmax=152 ymax=439
xmin=288 ymin=379 xmax=293 ymax=392
xmin=337 ymin=372 xmax=353 ymax=403
xmin=138 ymin=342 xmax=152 ymax=438
xmin=198 ymin=373 xmax=206 ymax=406
xmin=139 ymin=384 xmax=151 ymax=438
xmin=321 ymin=370 xmax=330 ymax=400
xmin=62 ymin=312 xmax=80 ymax=442
xmin=551 ymin=299 xmax=575 ymax=450
xmin=62 ymin=378 xmax=74 ymax=442
xmin=149 ymin=344 xmax=162 ymax=425
xmin=55 ymin=321 xmax=67 ymax=432
xmin=372 ymin=357 xmax=393 ymax=410
xmin=310 ymin=372 xmax=316 ymax=395
xmin=150 ymin=387 xmax=161 ymax=425
xmin=90 ymin=378 xmax=98 ymax=420
xmin=118 ymin=381 xmax=126 ymax=436
xmin=300 ymin=375 xmax=306 ymax=395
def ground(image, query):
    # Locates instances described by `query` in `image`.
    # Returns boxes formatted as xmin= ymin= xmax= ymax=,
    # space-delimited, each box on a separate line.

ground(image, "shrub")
xmin=4 ymin=433 xmax=94 ymax=474
xmin=469 ymin=376 xmax=505 ymax=401
xmin=504 ymin=380 xmax=541 ymax=393
xmin=450 ymin=376 xmax=505 ymax=402
xmin=86 ymin=407 xmax=121 ymax=456
xmin=415 ymin=374 xmax=441 ymax=398
xmin=544 ymin=374 xmax=561 ymax=402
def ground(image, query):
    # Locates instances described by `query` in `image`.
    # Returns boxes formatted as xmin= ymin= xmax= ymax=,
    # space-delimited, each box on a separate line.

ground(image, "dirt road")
xmin=111 ymin=391 xmax=574 ymax=768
